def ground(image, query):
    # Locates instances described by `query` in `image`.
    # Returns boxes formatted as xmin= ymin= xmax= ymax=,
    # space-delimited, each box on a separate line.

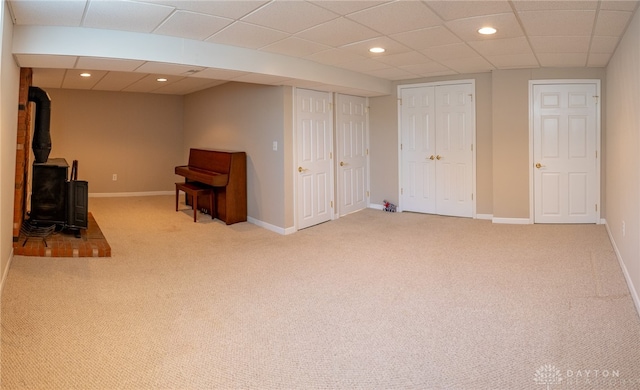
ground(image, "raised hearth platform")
xmin=14 ymin=213 xmax=111 ymax=257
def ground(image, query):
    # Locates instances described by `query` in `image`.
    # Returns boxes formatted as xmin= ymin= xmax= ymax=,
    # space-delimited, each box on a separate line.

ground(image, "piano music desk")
xmin=175 ymin=182 xmax=214 ymax=222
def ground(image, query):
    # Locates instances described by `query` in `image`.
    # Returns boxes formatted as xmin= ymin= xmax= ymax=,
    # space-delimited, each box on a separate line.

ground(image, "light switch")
xmin=273 ymin=141 xmax=278 ymax=151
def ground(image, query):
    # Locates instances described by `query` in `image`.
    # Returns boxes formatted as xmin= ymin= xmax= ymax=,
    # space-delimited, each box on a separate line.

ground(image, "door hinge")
xmin=366 ymin=191 xmax=370 ymax=197
xmin=329 ymin=152 xmax=332 ymax=159
xmin=471 ymin=193 xmax=474 ymax=200
xmin=595 ymin=204 xmax=598 ymax=212
xmin=398 ymin=98 xmax=402 ymax=105
xmin=595 ymin=150 xmax=598 ymax=158
xmin=593 ymin=95 xmax=599 ymax=104
xmin=331 ymin=201 xmax=333 ymax=208
xmin=469 ymin=94 xmax=473 ymax=102
xmin=401 ymin=188 xmax=404 ymax=195
xmin=471 ymin=144 xmax=473 ymax=152
xmin=365 ymin=106 xmax=370 ymax=114
xmin=328 ymin=102 xmax=333 ymax=110
xmin=400 ymin=144 xmax=403 ymax=150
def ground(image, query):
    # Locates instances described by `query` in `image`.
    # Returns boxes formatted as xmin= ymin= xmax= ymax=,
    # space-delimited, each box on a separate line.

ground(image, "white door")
xmin=533 ymin=83 xmax=599 ymax=223
xmin=296 ymin=89 xmax=334 ymax=229
xmin=336 ymin=94 xmax=368 ymax=216
xmin=434 ymin=84 xmax=474 ymax=218
xmin=400 ymin=86 xmax=436 ymax=213
xmin=400 ymin=83 xmax=474 ymax=217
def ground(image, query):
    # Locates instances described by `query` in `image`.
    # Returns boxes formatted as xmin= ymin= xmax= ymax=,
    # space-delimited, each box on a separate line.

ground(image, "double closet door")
xmin=400 ymin=82 xmax=474 ymax=218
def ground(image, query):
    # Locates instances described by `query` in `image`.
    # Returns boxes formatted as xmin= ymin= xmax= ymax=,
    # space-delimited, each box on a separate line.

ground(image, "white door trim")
xmin=528 ymin=79 xmax=601 ymax=224
xmin=397 ymin=79 xmax=477 ymax=217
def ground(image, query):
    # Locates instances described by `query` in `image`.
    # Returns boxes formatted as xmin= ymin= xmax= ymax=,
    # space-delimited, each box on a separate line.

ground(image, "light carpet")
xmin=2 ymin=195 xmax=639 ymax=389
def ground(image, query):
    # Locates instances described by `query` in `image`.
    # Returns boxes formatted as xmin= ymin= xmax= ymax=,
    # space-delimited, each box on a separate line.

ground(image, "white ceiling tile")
xmin=467 ymin=36 xmax=533 ymax=56
xmin=309 ymin=1 xmax=389 ymax=16
xmin=75 ymin=57 xmax=145 ymax=72
xmin=594 ymin=10 xmax=633 ymax=36
xmin=528 ymin=36 xmax=591 ymax=53
xmin=296 ymin=17 xmax=380 ymax=47
xmin=207 ymin=22 xmax=288 ymax=49
xmin=373 ymin=51 xmax=432 ymax=67
xmin=134 ymin=62 xmax=206 ymax=75
xmin=83 ymin=0 xmax=175 ymax=33
xmin=62 ymin=69 xmax=108 ymax=90
xmin=512 ymin=1 xmax=598 ymax=12
xmin=336 ymin=58 xmax=391 ymax=72
xmin=339 ymin=36 xmax=413 ymax=57
xmin=365 ymin=67 xmax=418 ymax=80
xmin=9 ymin=0 xmax=87 ymax=26
xmin=399 ymin=61 xmax=451 ymax=75
xmin=600 ymin=0 xmax=640 ymax=11
xmin=445 ymin=13 xmax=524 ymax=41
xmin=153 ymin=10 xmax=233 ymax=40
xmin=91 ymin=71 xmax=147 ymax=91
xmin=590 ymin=35 xmax=621 ymax=53
xmin=537 ymin=53 xmax=588 ymax=67
xmin=122 ymin=74 xmax=183 ymax=93
xmin=587 ymin=53 xmax=612 ymax=67
xmin=15 ymin=54 xmax=78 ymax=68
xmin=517 ymin=10 xmax=596 ymax=36
xmin=438 ymin=56 xmax=495 ymax=73
xmin=391 ymin=26 xmax=461 ymax=51
xmin=305 ymin=49 xmax=368 ymax=66
xmin=260 ymin=37 xmax=331 ymax=57
xmin=153 ymin=78 xmax=225 ymax=95
xmin=146 ymin=0 xmax=269 ymax=20
xmin=424 ymin=0 xmax=512 ymax=21
xmin=240 ymin=1 xmax=338 ymax=34
xmin=421 ymin=43 xmax=478 ymax=61
xmin=347 ymin=0 xmax=442 ymax=34
xmin=32 ymin=68 xmax=66 ymax=89
xmin=485 ymin=53 xmax=539 ymax=69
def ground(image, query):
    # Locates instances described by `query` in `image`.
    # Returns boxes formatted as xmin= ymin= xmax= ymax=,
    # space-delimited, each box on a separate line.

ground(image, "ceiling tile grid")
xmin=8 ymin=0 xmax=639 ymax=96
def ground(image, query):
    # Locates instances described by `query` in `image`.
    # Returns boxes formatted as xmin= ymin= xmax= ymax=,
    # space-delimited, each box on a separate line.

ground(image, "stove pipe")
xmin=28 ymin=86 xmax=52 ymax=163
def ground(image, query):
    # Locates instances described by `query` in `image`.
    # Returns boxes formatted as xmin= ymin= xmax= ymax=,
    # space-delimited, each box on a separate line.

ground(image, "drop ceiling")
xmin=8 ymin=0 xmax=640 ymax=97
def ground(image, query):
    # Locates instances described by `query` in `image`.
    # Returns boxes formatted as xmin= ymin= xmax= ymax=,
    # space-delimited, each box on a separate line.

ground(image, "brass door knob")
xmin=428 ymin=155 xmax=435 ymax=160
xmin=340 ymin=161 xmax=345 ymax=166
xmin=436 ymin=155 xmax=442 ymax=160
xmin=298 ymin=166 xmax=306 ymax=173
xmin=535 ymin=162 xmax=544 ymax=169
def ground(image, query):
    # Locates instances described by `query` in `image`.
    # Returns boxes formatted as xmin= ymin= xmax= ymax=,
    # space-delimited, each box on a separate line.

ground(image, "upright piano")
xmin=175 ymin=148 xmax=247 ymax=225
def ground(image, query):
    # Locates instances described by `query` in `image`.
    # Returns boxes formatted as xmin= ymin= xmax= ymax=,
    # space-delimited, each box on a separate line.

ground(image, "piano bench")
xmin=175 ymin=182 xmax=214 ymax=222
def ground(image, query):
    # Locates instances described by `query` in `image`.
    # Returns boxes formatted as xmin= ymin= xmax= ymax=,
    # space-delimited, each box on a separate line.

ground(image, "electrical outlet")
xmin=112 ymin=174 xmax=117 ymax=181
xmin=272 ymin=141 xmax=278 ymax=151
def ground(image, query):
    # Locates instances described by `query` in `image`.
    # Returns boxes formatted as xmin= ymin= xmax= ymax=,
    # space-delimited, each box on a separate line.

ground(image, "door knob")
xmin=298 ymin=166 xmax=308 ymax=173
xmin=535 ymin=162 xmax=544 ymax=169
xmin=428 ymin=155 xmax=435 ymax=160
xmin=340 ymin=161 xmax=345 ymax=166
xmin=436 ymin=155 xmax=442 ymax=160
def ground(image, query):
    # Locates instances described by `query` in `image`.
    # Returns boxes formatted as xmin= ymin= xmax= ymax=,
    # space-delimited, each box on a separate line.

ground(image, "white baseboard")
xmin=1 ymin=248 xmax=14 ymax=296
xmin=603 ymin=219 xmax=640 ymax=318
xmin=247 ymin=216 xmax=295 ymax=235
xmin=369 ymin=203 xmax=385 ymax=211
xmin=89 ymin=191 xmax=173 ymax=198
xmin=492 ymin=217 xmax=531 ymax=224
xmin=476 ymin=213 xmax=493 ymax=220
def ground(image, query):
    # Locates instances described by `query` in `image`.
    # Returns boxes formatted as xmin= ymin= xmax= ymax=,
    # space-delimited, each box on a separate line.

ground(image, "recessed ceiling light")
xmin=80 ymin=72 xmax=91 ymax=77
xmin=369 ymin=47 xmax=385 ymax=53
xmin=478 ymin=27 xmax=497 ymax=35
xmin=156 ymin=78 xmax=168 ymax=82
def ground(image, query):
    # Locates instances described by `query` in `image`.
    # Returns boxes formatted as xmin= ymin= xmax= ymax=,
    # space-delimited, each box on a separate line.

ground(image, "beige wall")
xmin=1 ymin=2 xmax=19 ymax=289
xmin=183 ymin=82 xmax=290 ymax=230
xmin=605 ymin=8 xmax=640 ymax=308
xmin=47 ymin=89 xmax=184 ymax=194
